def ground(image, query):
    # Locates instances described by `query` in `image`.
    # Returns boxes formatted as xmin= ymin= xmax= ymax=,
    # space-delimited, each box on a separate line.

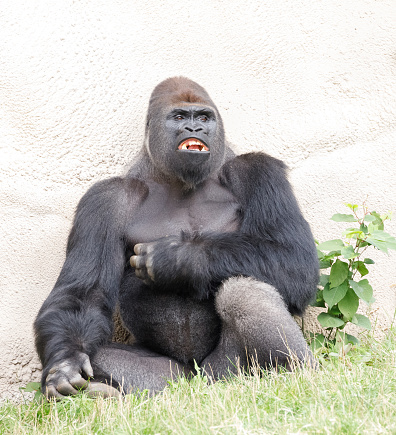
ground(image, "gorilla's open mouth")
xmin=178 ymin=139 xmax=209 ymax=152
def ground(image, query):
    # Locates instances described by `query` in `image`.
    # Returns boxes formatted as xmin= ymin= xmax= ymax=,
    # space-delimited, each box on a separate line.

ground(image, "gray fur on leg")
xmin=92 ymin=344 xmax=192 ymax=395
xmin=205 ymin=276 xmax=314 ymax=375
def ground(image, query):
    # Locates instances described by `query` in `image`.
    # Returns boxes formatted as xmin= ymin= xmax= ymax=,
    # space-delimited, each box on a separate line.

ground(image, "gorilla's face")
xmin=169 ymin=105 xmax=215 ymax=154
xmin=145 ymin=78 xmax=226 ymax=189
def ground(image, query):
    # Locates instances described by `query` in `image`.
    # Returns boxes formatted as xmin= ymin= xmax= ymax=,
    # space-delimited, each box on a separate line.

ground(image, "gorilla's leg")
xmin=91 ymin=343 xmax=192 ymax=395
xmin=202 ymin=277 xmax=314 ymax=378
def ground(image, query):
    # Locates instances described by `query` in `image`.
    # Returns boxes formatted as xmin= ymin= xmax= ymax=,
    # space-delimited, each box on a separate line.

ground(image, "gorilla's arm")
xmin=34 ymin=178 xmax=146 ymax=397
xmin=132 ymin=153 xmax=318 ymax=315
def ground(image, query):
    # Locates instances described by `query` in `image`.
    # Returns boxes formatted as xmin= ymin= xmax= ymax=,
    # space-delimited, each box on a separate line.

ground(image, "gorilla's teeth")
xmin=178 ymin=139 xmax=209 ymax=151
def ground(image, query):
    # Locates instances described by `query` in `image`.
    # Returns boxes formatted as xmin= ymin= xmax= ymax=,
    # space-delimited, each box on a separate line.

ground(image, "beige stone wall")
xmin=1 ymin=0 xmax=395 ymax=401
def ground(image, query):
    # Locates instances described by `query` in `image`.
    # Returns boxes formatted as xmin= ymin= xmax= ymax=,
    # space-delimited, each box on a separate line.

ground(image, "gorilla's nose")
xmin=185 ymin=126 xmax=203 ymax=132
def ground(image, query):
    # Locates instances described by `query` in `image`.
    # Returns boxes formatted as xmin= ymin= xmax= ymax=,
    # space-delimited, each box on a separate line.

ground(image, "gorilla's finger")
xmin=69 ymin=373 xmax=89 ymax=390
xmin=146 ymin=268 xmax=155 ymax=281
xmin=134 ymin=243 xmax=148 ymax=255
xmin=146 ymin=244 xmax=155 ymax=255
xmin=130 ymin=256 xmax=136 ymax=268
xmin=57 ymin=380 xmax=79 ymax=396
xmin=48 ymin=365 xmax=59 ymax=375
xmin=45 ymin=384 xmax=65 ymax=400
xmin=146 ymin=258 xmax=155 ymax=281
xmin=86 ymin=382 xmax=122 ymax=399
xmin=130 ymin=255 xmax=146 ymax=269
xmin=135 ymin=267 xmax=149 ymax=282
xmin=81 ymin=355 xmax=94 ymax=378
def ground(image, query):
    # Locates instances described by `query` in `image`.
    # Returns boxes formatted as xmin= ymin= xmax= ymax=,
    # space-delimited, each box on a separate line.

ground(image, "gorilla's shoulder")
xmin=78 ymin=176 xmax=149 ymax=210
xmin=219 ymin=152 xmax=288 ymax=200
xmin=223 ymin=152 xmax=287 ymax=173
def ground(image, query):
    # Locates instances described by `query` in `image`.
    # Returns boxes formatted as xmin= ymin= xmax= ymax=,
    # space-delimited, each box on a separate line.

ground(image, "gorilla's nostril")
xmin=185 ymin=127 xmax=193 ymax=132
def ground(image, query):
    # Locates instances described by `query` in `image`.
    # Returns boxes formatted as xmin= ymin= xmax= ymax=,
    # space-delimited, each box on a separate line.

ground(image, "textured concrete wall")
xmin=1 ymin=0 xmax=395 ymax=401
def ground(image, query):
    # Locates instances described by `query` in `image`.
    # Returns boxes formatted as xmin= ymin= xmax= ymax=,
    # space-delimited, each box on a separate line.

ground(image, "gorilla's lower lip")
xmin=177 ymin=139 xmax=209 ymax=152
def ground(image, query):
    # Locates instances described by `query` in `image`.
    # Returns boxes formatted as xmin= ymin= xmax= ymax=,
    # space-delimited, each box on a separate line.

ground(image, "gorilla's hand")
xmin=130 ymin=234 xmax=212 ymax=298
xmin=43 ymin=352 xmax=93 ymax=399
xmin=130 ymin=236 xmax=180 ymax=285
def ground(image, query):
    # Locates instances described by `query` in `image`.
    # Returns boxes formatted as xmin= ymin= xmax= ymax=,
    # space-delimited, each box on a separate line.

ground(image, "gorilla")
xmin=34 ymin=77 xmax=318 ymax=399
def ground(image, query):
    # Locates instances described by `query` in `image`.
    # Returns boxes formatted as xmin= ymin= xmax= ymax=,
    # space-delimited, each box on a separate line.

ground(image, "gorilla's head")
xmin=145 ymin=77 xmax=226 ymax=189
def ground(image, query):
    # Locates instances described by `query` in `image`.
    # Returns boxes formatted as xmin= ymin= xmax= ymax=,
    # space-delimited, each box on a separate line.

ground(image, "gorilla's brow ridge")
xmin=171 ymin=91 xmax=207 ymax=104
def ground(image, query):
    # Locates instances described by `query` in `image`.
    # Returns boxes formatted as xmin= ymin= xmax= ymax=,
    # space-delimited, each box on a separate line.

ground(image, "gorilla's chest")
xmin=126 ymin=179 xmax=240 ymax=244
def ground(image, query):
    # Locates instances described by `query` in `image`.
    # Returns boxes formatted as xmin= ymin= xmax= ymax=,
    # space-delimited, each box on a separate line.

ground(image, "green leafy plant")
xmin=20 ymin=382 xmax=43 ymax=403
xmin=311 ymin=203 xmax=396 ymax=354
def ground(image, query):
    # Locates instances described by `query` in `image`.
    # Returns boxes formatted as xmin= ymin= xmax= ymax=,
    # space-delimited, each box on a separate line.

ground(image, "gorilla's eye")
xmin=198 ymin=115 xmax=209 ymax=122
xmin=174 ymin=114 xmax=184 ymax=121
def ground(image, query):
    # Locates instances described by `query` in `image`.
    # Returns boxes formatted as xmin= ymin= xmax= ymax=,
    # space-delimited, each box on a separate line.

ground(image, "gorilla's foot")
xmin=91 ymin=343 xmax=192 ymax=395
xmin=85 ymin=382 xmax=122 ymax=399
xmin=204 ymin=276 xmax=315 ymax=377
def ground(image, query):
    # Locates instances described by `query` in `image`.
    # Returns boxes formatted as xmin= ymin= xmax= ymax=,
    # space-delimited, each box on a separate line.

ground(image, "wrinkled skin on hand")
xmin=44 ymin=352 xmax=93 ymax=399
xmin=130 ymin=236 xmax=180 ymax=285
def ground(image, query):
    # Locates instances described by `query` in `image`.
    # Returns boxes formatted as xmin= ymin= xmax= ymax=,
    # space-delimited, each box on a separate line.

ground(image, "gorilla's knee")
xmin=215 ymin=276 xmax=285 ymax=324
xmin=214 ymin=276 xmax=314 ymax=369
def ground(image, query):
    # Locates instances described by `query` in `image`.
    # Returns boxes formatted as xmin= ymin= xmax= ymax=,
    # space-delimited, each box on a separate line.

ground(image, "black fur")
xmin=34 ymin=77 xmax=318 ymax=398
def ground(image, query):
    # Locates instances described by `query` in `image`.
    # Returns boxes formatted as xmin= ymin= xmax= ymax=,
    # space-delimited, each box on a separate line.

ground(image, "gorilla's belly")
xmin=118 ymin=282 xmax=221 ymax=365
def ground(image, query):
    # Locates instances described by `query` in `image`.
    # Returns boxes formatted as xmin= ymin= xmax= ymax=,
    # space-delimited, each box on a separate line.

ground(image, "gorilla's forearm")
xmin=34 ymin=258 xmax=122 ymax=388
xmin=149 ymin=231 xmax=318 ymax=315
xmin=34 ymin=177 xmax=131 ymax=386
xmin=34 ymin=296 xmax=112 ymax=387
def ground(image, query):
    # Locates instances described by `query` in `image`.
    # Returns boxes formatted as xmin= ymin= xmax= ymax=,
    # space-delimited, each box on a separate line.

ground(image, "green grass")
xmin=2 ymin=330 xmax=396 ymax=434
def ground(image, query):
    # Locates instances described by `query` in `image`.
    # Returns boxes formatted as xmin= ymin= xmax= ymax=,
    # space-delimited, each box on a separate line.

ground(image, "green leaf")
xmin=323 ymin=251 xmax=342 ymax=262
xmin=323 ymin=280 xmax=348 ymax=307
xmin=363 ymin=258 xmax=375 ymax=264
xmin=319 ymin=274 xmax=329 ymax=287
xmin=331 ymin=213 xmax=357 ymax=222
xmin=317 ymin=313 xmax=345 ymax=328
xmin=349 ymin=279 xmax=373 ymax=304
xmin=316 ymin=239 xmax=345 ymax=251
xmin=356 ymin=261 xmax=369 ymax=277
xmin=380 ymin=212 xmax=393 ymax=221
xmin=328 ymin=305 xmax=342 ymax=316
xmin=338 ymin=289 xmax=359 ymax=320
xmin=341 ymin=245 xmax=358 ymax=260
xmin=309 ymin=334 xmax=327 ymax=352
xmin=370 ymin=212 xmax=385 ymax=230
xmin=20 ymin=382 xmax=41 ymax=393
xmin=372 ymin=230 xmax=396 ymax=241
xmin=371 ymin=231 xmax=396 ymax=250
xmin=319 ymin=260 xmax=332 ymax=269
xmin=329 ymin=260 xmax=349 ymax=288
xmin=359 ymin=223 xmax=368 ymax=234
xmin=344 ymin=203 xmax=358 ymax=212
xmin=343 ymin=229 xmax=365 ymax=239
xmin=351 ymin=314 xmax=371 ymax=330
xmin=312 ymin=289 xmax=326 ymax=308
xmin=335 ymin=330 xmax=359 ymax=345
xmin=363 ymin=214 xmax=376 ymax=222
xmin=365 ymin=236 xmax=389 ymax=253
